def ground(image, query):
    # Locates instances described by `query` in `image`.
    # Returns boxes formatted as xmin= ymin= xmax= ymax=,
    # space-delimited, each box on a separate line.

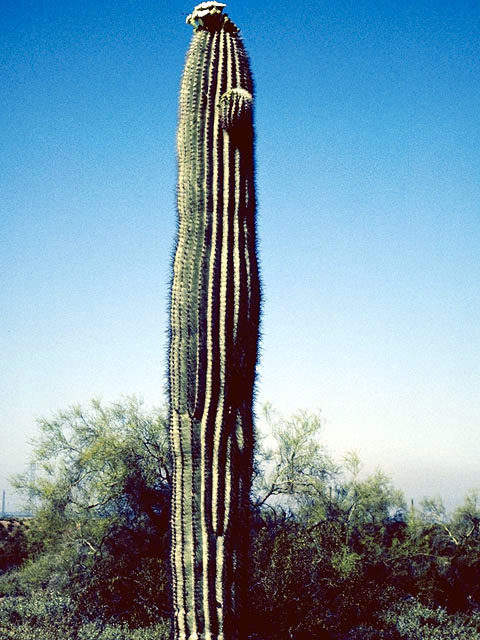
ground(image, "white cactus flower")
xmin=186 ymin=2 xmax=227 ymax=26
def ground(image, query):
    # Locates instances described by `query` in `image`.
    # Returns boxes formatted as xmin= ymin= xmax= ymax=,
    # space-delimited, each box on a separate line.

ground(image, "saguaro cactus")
xmin=168 ymin=3 xmax=260 ymax=640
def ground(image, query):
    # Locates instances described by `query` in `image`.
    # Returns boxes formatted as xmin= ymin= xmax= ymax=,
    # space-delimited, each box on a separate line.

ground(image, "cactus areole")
xmin=168 ymin=3 xmax=260 ymax=639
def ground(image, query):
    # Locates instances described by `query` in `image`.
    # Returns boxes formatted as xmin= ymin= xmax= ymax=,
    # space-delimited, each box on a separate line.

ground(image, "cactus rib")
xmin=169 ymin=3 xmax=260 ymax=639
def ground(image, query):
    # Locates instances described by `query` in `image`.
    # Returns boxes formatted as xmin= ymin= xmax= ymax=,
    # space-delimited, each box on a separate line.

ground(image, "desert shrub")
xmin=0 ymin=546 xmax=81 ymax=598
xmin=0 ymin=586 xmax=170 ymax=639
xmin=0 ymin=590 xmax=75 ymax=639
xmin=387 ymin=598 xmax=480 ymax=639
xmin=7 ymin=398 xmax=171 ymax=626
xmin=0 ymin=598 xmax=170 ymax=640
xmin=71 ymin=537 xmax=170 ymax=625
xmin=0 ymin=520 xmax=28 ymax=573
xmin=76 ymin=620 xmax=171 ymax=640
xmin=6 ymin=401 xmax=480 ymax=638
xmin=249 ymin=511 xmax=401 ymax=639
xmin=0 ymin=493 xmax=172 ymax=627
xmin=346 ymin=598 xmax=480 ymax=640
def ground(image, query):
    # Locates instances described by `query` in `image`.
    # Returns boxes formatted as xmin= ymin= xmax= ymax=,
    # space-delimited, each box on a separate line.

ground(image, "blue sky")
xmin=1 ymin=0 xmax=479 ymax=513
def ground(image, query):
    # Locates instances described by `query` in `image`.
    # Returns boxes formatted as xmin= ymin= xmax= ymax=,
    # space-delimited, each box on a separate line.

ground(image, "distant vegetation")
xmin=1 ymin=397 xmax=479 ymax=639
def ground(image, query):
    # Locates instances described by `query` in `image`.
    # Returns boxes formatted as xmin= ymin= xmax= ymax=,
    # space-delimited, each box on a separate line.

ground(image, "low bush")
xmin=0 ymin=589 xmax=171 ymax=640
xmin=0 ymin=520 xmax=28 ymax=573
xmin=346 ymin=598 xmax=480 ymax=640
xmin=3 ymin=400 xmax=479 ymax=639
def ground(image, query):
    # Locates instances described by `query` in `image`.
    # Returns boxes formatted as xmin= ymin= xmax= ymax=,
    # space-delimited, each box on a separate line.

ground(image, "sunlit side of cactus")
xmin=168 ymin=3 xmax=260 ymax=639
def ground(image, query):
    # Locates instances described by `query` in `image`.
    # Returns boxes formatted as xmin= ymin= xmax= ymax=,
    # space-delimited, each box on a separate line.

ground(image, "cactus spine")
xmin=169 ymin=3 xmax=260 ymax=640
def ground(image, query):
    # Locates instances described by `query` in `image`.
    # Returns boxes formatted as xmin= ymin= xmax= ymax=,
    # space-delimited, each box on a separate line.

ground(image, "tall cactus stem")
xmin=168 ymin=3 xmax=260 ymax=640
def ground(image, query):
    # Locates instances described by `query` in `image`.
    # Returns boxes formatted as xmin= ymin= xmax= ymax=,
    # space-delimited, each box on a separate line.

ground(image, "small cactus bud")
xmin=218 ymin=88 xmax=254 ymax=131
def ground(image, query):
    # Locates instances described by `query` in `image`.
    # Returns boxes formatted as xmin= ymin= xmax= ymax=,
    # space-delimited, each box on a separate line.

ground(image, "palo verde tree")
xmin=168 ymin=3 xmax=260 ymax=640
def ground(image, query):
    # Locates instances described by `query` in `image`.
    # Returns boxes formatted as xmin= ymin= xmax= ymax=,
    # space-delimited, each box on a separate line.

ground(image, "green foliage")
xmin=0 ymin=590 xmax=75 ymax=639
xmin=347 ymin=598 xmax=480 ymax=639
xmin=14 ymin=396 xmax=169 ymax=527
xmin=0 ymin=520 xmax=28 ymax=573
xmin=0 ymin=587 xmax=170 ymax=640
xmin=1 ymin=400 xmax=479 ymax=639
xmin=249 ymin=512 xmax=398 ymax=639
xmin=250 ymin=406 xmax=479 ymax=638
xmin=389 ymin=600 xmax=480 ymax=639
xmin=75 ymin=621 xmax=171 ymax=640
xmin=2 ymin=397 xmax=171 ymax=628
xmin=254 ymin=405 xmax=335 ymax=511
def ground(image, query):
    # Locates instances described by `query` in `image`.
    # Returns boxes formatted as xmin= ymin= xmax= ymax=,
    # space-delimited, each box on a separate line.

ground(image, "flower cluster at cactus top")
xmin=186 ymin=2 xmax=229 ymax=30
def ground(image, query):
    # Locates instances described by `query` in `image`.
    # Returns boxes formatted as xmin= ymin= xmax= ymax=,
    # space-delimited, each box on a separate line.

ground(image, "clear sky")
xmin=1 ymin=0 xmax=479 ymax=513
